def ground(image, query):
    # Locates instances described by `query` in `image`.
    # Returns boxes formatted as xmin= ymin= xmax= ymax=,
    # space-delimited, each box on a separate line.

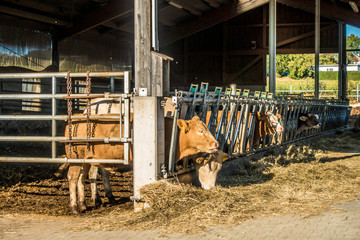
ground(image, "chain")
xmin=86 ymin=71 xmax=92 ymax=151
xmin=66 ymin=71 xmax=73 ymax=158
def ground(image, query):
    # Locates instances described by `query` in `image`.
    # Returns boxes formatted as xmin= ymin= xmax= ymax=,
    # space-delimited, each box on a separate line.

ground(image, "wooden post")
xmin=133 ymin=0 xmax=172 ymax=210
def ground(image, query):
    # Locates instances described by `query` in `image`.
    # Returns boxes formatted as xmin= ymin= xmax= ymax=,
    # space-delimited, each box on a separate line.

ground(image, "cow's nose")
xmin=214 ymin=141 xmax=219 ymax=148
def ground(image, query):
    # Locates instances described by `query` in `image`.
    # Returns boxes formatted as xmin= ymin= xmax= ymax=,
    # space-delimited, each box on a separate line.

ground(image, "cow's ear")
xmin=220 ymin=152 xmax=230 ymax=162
xmin=191 ymin=116 xmax=200 ymax=121
xmin=275 ymin=114 xmax=281 ymax=120
xmin=299 ymin=116 xmax=307 ymax=121
xmin=314 ymin=114 xmax=319 ymax=119
xmin=177 ymin=119 xmax=190 ymax=133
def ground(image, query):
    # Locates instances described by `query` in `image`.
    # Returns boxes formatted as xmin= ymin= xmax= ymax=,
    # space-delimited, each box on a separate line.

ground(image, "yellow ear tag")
xmin=180 ymin=126 xmax=185 ymax=133
xmin=221 ymin=156 xmax=228 ymax=162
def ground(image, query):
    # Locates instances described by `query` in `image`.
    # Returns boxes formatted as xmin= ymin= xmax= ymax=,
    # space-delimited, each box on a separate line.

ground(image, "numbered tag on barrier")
xmin=225 ymin=87 xmax=231 ymax=95
xmin=189 ymin=84 xmax=198 ymax=93
xmin=267 ymin=92 xmax=273 ymax=99
xmin=261 ymin=91 xmax=267 ymax=98
xmin=214 ymin=87 xmax=222 ymax=94
xmin=235 ymin=88 xmax=242 ymax=96
xmin=254 ymin=91 xmax=261 ymax=98
xmin=200 ymin=82 xmax=209 ymax=93
xmin=243 ymin=89 xmax=250 ymax=97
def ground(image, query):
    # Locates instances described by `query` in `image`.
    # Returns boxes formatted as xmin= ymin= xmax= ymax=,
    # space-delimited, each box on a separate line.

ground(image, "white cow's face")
xmin=266 ymin=111 xmax=284 ymax=133
xmin=194 ymin=151 xmax=228 ymax=190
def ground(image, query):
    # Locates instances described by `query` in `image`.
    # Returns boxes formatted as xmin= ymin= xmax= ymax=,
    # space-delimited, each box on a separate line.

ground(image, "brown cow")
xmin=252 ymin=111 xmax=283 ymax=148
xmin=65 ymin=115 xmax=221 ymax=214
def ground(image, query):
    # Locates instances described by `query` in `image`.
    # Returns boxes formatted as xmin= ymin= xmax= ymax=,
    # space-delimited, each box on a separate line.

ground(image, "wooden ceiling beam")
xmin=202 ymin=0 xmax=221 ymax=8
xmin=277 ymin=0 xmax=360 ymax=29
xmin=160 ymin=0 xmax=269 ymax=46
xmin=0 ymin=4 xmax=69 ymax=26
xmin=58 ymin=0 xmax=133 ymax=40
xmin=277 ymin=24 xmax=337 ymax=47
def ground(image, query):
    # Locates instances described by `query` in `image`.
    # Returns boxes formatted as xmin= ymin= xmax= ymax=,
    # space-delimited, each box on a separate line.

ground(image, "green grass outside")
xmin=276 ymin=71 xmax=360 ymax=94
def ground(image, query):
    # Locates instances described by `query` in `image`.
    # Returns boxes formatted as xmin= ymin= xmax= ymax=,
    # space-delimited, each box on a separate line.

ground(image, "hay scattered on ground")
xmin=73 ymin=130 xmax=360 ymax=234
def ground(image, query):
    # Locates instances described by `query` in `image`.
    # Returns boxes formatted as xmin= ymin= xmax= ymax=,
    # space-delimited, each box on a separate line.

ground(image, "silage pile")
xmin=76 ymin=130 xmax=360 ymax=234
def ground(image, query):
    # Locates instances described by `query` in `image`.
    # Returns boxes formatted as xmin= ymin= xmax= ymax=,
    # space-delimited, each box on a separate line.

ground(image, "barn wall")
xmin=162 ymin=3 xmax=339 ymax=91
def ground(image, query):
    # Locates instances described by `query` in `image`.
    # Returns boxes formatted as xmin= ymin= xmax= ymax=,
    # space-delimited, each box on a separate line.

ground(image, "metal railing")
xmin=0 ymin=71 xmax=132 ymax=164
xmin=167 ymin=83 xmax=351 ymax=174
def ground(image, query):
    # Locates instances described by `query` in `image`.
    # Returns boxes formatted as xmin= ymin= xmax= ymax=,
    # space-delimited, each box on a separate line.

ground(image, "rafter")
xmin=277 ymin=24 xmax=337 ymax=48
xmin=277 ymin=0 xmax=360 ymax=29
xmin=0 ymin=4 xmax=69 ymax=26
xmin=160 ymin=0 xmax=269 ymax=46
xmin=58 ymin=0 xmax=133 ymax=40
xmin=226 ymin=55 xmax=262 ymax=83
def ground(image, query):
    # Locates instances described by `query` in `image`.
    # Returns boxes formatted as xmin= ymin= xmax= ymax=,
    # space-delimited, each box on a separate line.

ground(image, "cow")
xmin=296 ymin=113 xmax=321 ymax=135
xmin=65 ymin=114 xmax=222 ymax=214
xmin=205 ymin=109 xmax=283 ymax=151
xmin=252 ymin=111 xmax=284 ymax=148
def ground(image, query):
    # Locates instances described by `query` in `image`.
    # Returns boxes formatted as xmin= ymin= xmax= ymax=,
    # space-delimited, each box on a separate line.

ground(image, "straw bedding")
xmin=70 ymin=129 xmax=360 ymax=233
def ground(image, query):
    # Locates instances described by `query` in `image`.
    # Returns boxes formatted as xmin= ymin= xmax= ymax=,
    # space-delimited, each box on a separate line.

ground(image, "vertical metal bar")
xmin=338 ymin=22 xmax=344 ymax=100
xmin=168 ymin=107 xmax=179 ymax=173
xmin=110 ymin=76 xmax=115 ymax=93
xmin=51 ymin=76 xmax=57 ymax=159
xmin=151 ymin=0 xmax=159 ymax=51
xmin=124 ymin=71 xmax=130 ymax=165
xmin=269 ymin=0 xmax=276 ymax=94
xmin=357 ymin=84 xmax=359 ymax=103
xmin=314 ymin=0 xmax=320 ymax=99
xmin=119 ymin=97 xmax=123 ymax=138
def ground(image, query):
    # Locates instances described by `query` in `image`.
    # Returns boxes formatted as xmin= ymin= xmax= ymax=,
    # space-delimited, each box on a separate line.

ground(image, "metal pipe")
xmin=110 ymin=76 xmax=115 ymax=93
xmin=124 ymin=71 xmax=131 ymax=164
xmin=269 ymin=0 xmax=277 ymax=94
xmin=51 ymin=76 xmax=57 ymax=159
xmin=168 ymin=107 xmax=180 ymax=173
xmin=0 ymin=115 xmax=123 ymax=120
xmin=315 ymin=0 xmax=320 ymax=99
xmin=0 ymin=72 xmax=125 ymax=79
xmin=0 ymin=93 xmax=130 ymax=100
xmin=0 ymin=136 xmax=131 ymax=143
xmin=0 ymin=157 xmax=126 ymax=164
xmin=151 ymin=0 xmax=159 ymax=51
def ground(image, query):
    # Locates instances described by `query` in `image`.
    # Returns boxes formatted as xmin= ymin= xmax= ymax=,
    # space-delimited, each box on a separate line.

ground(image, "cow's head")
xmin=256 ymin=111 xmax=284 ymax=134
xmin=177 ymin=116 xmax=219 ymax=159
xmin=299 ymin=113 xmax=321 ymax=129
xmin=194 ymin=151 xmax=229 ymax=190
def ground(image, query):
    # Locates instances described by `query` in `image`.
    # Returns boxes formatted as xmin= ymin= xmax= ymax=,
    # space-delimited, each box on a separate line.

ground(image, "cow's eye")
xmin=199 ymin=130 xmax=204 ymax=134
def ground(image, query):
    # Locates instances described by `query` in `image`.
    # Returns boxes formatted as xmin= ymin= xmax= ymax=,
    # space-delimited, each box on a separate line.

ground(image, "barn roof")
xmin=1 ymin=0 xmax=360 ymax=47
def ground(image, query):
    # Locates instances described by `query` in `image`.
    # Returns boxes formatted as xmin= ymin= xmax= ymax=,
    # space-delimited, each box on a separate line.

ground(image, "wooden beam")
xmin=277 ymin=24 xmax=336 ymax=48
xmin=203 ymin=0 xmax=221 ymax=8
xmin=277 ymin=0 xmax=360 ymax=29
xmin=0 ymin=4 xmax=69 ymax=26
xmin=226 ymin=55 xmax=262 ymax=83
xmin=3 ymin=0 xmax=59 ymax=14
xmin=168 ymin=0 xmax=202 ymax=16
xmin=58 ymin=0 xmax=133 ymax=40
xmin=160 ymin=0 xmax=269 ymax=46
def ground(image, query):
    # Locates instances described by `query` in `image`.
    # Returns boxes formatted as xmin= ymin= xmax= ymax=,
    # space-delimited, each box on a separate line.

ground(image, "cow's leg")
xmin=77 ymin=164 xmax=91 ymax=213
xmin=100 ymin=168 xmax=115 ymax=203
xmin=68 ymin=165 xmax=81 ymax=214
xmin=89 ymin=165 xmax=102 ymax=208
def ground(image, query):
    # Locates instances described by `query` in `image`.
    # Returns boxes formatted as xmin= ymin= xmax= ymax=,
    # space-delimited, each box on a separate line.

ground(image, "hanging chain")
xmin=66 ymin=71 xmax=73 ymax=158
xmin=85 ymin=71 xmax=92 ymax=151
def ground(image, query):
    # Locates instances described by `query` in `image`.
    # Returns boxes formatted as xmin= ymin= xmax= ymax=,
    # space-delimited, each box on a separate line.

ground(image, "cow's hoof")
xmin=94 ymin=198 xmax=102 ymax=208
xmin=78 ymin=202 xmax=87 ymax=213
xmin=107 ymin=195 xmax=116 ymax=204
xmin=70 ymin=206 xmax=79 ymax=215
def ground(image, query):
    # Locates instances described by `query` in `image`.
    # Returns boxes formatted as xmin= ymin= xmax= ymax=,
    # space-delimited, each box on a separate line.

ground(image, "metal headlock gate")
xmin=0 ymin=71 xmax=131 ymax=164
xmin=167 ymin=82 xmax=351 ymax=175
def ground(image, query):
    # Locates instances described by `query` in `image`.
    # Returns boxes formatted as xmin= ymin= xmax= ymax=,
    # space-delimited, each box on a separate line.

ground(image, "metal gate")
xmin=0 ymin=71 xmax=132 ymax=164
xmin=167 ymin=83 xmax=351 ymax=175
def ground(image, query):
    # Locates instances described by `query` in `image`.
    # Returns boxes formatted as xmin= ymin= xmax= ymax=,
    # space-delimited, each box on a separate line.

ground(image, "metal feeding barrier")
xmin=0 ymin=71 xmax=131 ymax=164
xmin=167 ymin=82 xmax=351 ymax=174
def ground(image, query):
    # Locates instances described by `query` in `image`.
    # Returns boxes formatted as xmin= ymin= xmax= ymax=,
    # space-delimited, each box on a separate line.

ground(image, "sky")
xmin=347 ymin=25 xmax=360 ymax=37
